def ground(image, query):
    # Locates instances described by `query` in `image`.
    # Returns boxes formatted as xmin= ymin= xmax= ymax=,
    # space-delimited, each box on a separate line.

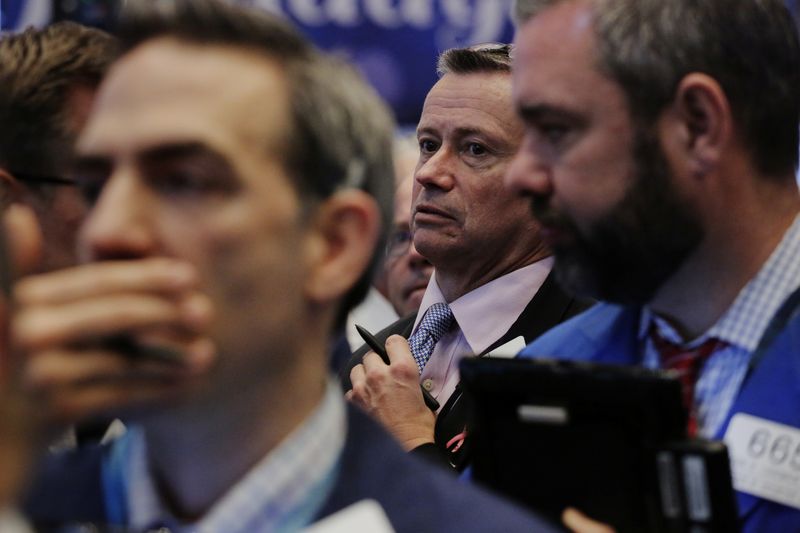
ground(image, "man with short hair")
xmin=0 ymin=22 xmax=116 ymax=271
xmin=382 ymin=174 xmax=433 ymax=317
xmin=346 ymin=44 xmax=589 ymax=470
xmin=508 ymin=0 xmax=800 ymax=530
xmin=13 ymin=2 xmax=556 ymax=531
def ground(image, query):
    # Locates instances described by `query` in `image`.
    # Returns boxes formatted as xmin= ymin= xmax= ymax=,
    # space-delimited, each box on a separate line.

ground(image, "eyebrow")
xmin=516 ymin=103 xmax=585 ymax=125
xmin=138 ymin=141 xmax=233 ymax=169
xmin=73 ymin=141 xmax=236 ymax=178
xmin=417 ymin=125 xmax=488 ymax=138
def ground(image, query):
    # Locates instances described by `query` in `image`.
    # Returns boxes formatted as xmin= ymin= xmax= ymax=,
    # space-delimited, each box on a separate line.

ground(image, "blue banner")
xmin=2 ymin=0 xmax=799 ymax=126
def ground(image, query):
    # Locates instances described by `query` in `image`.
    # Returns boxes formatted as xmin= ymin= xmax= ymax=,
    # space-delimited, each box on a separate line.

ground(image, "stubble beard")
xmin=535 ymin=130 xmax=704 ymax=305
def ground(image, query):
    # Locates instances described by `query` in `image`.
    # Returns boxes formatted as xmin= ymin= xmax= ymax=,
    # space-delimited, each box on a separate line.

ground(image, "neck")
xmin=140 ymin=346 xmax=328 ymax=521
xmin=435 ymin=244 xmax=551 ymax=302
xmin=649 ymin=177 xmax=800 ymax=339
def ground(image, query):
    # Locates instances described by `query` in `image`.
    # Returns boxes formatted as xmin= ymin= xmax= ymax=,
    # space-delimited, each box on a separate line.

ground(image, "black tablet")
xmin=461 ymin=357 xmax=686 ymax=533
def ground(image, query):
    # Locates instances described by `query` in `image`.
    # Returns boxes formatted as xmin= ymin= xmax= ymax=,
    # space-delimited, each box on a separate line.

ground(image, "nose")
xmin=79 ymin=169 xmax=158 ymax=261
xmin=505 ymin=136 xmax=553 ymax=198
xmin=414 ymin=147 xmax=456 ymax=192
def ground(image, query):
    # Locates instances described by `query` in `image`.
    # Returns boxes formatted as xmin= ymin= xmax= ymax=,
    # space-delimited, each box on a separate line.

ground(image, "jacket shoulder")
xmin=318 ymin=406 xmax=559 ymax=532
xmin=22 ymin=443 xmax=108 ymax=526
xmin=519 ymin=303 xmax=640 ymax=362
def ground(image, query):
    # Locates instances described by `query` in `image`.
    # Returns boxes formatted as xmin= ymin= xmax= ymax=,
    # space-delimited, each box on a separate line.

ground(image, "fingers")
xmin=7 ymin=258 xmax=217 ymax=426
xmin=14 ymin=291 xmax=213 ymax=350
xmin=33 ymin=378 xmax=193 ymax=424
xmin=384 ymin=335 xmax=414 ymax=365
xmin=15 ymin=258 xmax=197 ymax=305
xmin=23 ymin=342 xmax=213 ymax=392
xmin=348 ymin=362 xmax=369 ymax=407
xmin=562 ymin=508 xmax=616 ymax=533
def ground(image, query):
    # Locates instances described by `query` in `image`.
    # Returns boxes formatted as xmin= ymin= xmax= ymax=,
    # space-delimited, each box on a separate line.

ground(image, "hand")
xmin=13 ymin=256 xmax=216 ymax=425
xmin=0 ymin=206 xmax=48 ymax=506
xmin=346 ymin=335 xmax=435 ymax=450
xmin=562 ymin=508 xmax=616 ymax=533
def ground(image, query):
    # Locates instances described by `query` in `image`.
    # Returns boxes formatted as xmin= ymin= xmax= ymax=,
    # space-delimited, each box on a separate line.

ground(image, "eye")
xmin=146 ymin=160 xmax=238 ymax=198
xmin=539 ymin=123 xmax=570 ymax=145
xmin=79 ymin=180 xmax=106 ymax=206
xmin=466 ymin=142 xmax=487 ymax=157
xmin=70 ymin=166 xmax=110 ymax=206
xmin=155 ymin=169 xmax=209 ymax=193
xmin=419 ymin=139 xmax=439 ymax=154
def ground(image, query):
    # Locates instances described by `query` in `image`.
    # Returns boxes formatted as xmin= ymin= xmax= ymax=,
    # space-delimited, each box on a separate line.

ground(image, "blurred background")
xmin=1 ymin=0 xmax=799 ymax=129
xmin=0 ymin=0 xmax=521 ymax=128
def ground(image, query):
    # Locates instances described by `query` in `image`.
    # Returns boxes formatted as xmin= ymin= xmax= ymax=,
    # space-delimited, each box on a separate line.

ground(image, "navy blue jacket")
xmin=23 ymin=405 xmax=558 ymax=532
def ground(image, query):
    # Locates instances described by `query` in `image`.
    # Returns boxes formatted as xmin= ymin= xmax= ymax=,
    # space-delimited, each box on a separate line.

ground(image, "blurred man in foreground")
xmin=12 ymin=2 xmax=556 ymax=531
xmin=509 ymin=0 xmax=800 ymax=530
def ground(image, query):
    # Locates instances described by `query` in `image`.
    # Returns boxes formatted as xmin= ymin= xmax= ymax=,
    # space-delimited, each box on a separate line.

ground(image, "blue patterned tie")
xmin=409 ymin=302 xmax=455 ymax=373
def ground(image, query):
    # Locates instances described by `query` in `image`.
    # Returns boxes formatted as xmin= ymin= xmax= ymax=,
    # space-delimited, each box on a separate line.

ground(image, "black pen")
xmin=355 ymin=324 xmax=440 ymax=412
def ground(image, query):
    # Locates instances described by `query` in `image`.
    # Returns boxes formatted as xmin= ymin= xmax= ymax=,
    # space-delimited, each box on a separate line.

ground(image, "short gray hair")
xmin=436 ymin=43 xmax=513 ymax=78
xmin=513 ymin=0 xmax=800 ymax=180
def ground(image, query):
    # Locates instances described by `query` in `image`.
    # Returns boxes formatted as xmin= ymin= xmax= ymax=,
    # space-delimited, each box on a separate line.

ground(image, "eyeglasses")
xmin=385 ymin=228 xmax=413 ymax=259
xmin=11 ymin=171 xmax=77 ymax=187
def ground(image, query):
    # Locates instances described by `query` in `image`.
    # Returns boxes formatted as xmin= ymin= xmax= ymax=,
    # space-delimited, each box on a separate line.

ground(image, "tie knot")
xmin=409 ymin=303 xmax=455 ymax=373
xmin=418 ymin=302 xmax=454 ymax=339
xmin=650 ymin=324 xmax=727 ymax=436
xmin=651 ymin=328 xmax=726 ymax=369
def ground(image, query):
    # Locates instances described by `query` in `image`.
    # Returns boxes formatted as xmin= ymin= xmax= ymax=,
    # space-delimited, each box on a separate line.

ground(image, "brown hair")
xmin=0 ymin=21 xmax=117 ymax=176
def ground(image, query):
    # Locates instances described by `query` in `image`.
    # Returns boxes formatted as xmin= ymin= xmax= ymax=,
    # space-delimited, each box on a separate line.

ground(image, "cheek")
xmin=551 ymin=146 xmax=635 ymax=223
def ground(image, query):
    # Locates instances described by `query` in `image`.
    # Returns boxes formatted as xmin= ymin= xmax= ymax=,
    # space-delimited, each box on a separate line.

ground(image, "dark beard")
xmin=534 ymin=131 xmax=703 ymax=304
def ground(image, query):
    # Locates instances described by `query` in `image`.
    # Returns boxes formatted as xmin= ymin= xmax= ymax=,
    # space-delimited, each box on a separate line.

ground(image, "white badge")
xmin=723 ymin=413 xmax=800 ymax=510
xmin=303 ymin=499 xmax=395 ymax=533
xmin=485 ymin=336 xmax=527 ymax=359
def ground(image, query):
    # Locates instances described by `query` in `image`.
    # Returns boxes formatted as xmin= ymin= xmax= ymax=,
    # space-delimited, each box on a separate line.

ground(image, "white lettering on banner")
xmin=435 ymin=0 xmax=510 ymax=50
xmin=287 ymin=0 xmax=328 ymax=25
xmin=328 ymin=0 xmax=361 ymax=26
xmin=246 ymin=0 xmax=507 ymax=41
xmin=440 ymin=0 xmax=469 ymax=26
xmin=724 ymin=413 xmax=800 ymax=510
xmin=365 ymin=0 xmax=433 ymax=29
xmin=468 ymin=0 xmax=507 ymax=44
xmin=402 ymin=0 xmax=434 ymax=28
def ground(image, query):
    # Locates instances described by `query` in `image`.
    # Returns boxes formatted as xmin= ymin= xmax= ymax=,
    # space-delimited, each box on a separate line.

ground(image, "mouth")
xmin=531 ymin=202 xmax=574 ymax=248
xmin=413 ymin=203 xmax=456 ymax=225
xmin=404 ymin=280 xmax=429 ymax=299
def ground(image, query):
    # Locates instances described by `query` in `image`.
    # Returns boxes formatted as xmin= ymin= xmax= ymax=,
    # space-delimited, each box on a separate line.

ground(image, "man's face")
xmin=506 ymin=1 xmax=702 ymax=303
xmin=384 ymin=176 xmax=433 ymax=316
xmin=76 ymin=39 xmax=315 ymax=390
xmin=412 ymin=71 xmax=542 ymax=278
xmin=18 ymin=83 xmax=96 ymax=272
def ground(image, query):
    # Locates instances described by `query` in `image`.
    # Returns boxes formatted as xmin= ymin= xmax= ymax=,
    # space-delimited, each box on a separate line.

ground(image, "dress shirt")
xmin=102 ymin=379 xmax=346 ymax=533
xmin=415 ymin=257 xmax=554 ymax=409
xmin=638 ymin=214 xmax=800 ymax=437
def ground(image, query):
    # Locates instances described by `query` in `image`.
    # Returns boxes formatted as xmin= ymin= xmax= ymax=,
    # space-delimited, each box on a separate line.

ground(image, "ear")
xmin=303 ymin=189 xmax=382 ymax=306
xmin=0 ymin=168 xmax=24 ymax=205
xmin=660 ymin=73 xmax=732 ymax=179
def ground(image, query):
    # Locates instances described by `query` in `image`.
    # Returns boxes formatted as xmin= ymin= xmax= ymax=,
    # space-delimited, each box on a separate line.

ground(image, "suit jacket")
xmin=519 ymin=302 xmax=800 ymax=533
xmin=341 ymin=272 xmax=592 ymax=470
xmin=23 ymin=406 xmax=559 ymax=533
